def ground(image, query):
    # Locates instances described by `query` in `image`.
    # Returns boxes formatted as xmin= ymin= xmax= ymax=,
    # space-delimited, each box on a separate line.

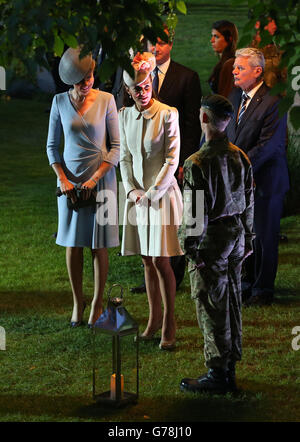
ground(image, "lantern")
xmin=92 ymin=284 xmax=139 ymax=407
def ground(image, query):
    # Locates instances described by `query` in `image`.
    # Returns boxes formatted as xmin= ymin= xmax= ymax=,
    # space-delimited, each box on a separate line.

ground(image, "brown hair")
xmin=212 ymin=20 xmax=238 ymax=60
xmin=208 ymin=21 xmax=238 ymax=93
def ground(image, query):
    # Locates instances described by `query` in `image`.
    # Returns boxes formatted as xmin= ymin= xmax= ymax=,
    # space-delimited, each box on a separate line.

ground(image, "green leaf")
xmin=274 ymin=0 xmax=288 ymax=8
xmin=289 ymin=106 xmax=300 ymax=130
xmin=86 ymin=25 xmax=98 ymax=48
xmin=176 ymin=1 xmax=187 ymax=15
xmin=98 ymin=58 xmax=115 ymax=83
xmin=19 ymin=34 xmax=32 ymax=51
xmin=62 ymin=33 xmax=78 ymax=49
xmin=248 ymin=0 xmax=259 ymax=6
xmin=238 ymin=33 xmax=252 ymax=48
xmin=243 ymin=18 xmax=257 ymax=33
xmin=269 ymin=81 xmax=287 ymax=96
xmin=258 ymin=31 xmax=274 ymax=47
xmin=278 ymin=95 xmax=294 ymax=116
xmin=54 ymin=33 xmax=64 ymax=57
xmin=252 ymin=3 xmax=266 ymax=17
xmin=0 ymin=0 xmax=185 ymax=81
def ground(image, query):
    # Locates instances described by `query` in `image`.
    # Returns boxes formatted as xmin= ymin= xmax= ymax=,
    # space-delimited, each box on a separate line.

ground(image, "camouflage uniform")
xmin=179 ymin=137 xmax=254 ymax=370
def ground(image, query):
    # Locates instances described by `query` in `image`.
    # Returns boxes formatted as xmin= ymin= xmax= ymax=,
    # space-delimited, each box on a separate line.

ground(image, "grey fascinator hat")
xmin=59 ymin=47 xmax=94 ymax=85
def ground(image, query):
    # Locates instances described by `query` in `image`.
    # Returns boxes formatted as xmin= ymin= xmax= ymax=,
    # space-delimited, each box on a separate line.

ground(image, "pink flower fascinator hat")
xmin=123 ymin=52 xmax=156 ymax=87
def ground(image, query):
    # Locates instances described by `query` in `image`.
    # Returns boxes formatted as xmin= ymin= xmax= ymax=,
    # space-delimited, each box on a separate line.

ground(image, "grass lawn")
xmin=0 ymin=1 xmax=300 ymax=424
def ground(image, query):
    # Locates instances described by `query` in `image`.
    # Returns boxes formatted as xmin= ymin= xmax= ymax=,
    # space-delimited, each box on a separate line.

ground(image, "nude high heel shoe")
xmin=159 ymin=339 xmax=176 ymax=351
xmin=135 ymin=320 xmax=163 ymax=342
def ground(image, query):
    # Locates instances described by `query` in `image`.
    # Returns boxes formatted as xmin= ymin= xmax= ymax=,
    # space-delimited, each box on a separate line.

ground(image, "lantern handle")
xmin=107 ymin=284 xmax=124 ymax=302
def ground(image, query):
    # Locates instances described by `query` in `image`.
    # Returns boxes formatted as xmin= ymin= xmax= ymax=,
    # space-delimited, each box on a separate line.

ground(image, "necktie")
xmin=152 ymin=66 xmax=159 ymax=95
xmin=237 ymin=92 xmax=249 ymax=125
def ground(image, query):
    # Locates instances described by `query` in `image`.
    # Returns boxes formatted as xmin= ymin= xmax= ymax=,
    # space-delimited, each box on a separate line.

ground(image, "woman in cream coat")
xmin=119 ymin=52 xmax=183 ymax=350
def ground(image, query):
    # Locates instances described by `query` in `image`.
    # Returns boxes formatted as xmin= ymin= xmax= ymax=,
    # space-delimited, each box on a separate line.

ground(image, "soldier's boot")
xmin=226 ymin=361 xmax=238 ymax=392
xmin=180 ymin=368 xmax=229 ymax=394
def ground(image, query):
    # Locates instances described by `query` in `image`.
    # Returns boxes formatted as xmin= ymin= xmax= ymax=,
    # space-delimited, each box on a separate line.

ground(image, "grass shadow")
xmin=158 ymin=391 xmax=263 ymax=422
xmin=1 ymin=379 xmax=294 ymax=422
xmin=0 ymin=290 xmax=76 ymax=314
xmin=273 ymin=291 xmax=300 ymax=305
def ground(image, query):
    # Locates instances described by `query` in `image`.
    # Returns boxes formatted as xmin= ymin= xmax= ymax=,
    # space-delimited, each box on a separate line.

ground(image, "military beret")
xmin=201 ymin=94 xmax=234 ymax=119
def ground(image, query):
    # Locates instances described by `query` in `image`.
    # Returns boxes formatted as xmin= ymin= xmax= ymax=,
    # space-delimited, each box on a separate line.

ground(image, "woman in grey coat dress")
xmin=46 ymin=48 xmax=120 ymax=327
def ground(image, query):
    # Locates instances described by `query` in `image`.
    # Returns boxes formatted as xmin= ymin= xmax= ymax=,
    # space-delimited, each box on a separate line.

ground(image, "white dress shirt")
xmin=237 ymin=81 xmax=263 ymax=122
xmin=243 ymin=81 xmax=264 ymax=108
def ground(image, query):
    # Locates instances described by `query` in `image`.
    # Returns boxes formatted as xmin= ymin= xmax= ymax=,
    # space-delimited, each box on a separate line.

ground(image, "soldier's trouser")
xmin=188 ymin=219 xmax=245 ymax=370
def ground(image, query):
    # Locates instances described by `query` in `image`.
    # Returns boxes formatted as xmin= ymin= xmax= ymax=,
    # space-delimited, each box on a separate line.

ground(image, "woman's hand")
xmin=128 ymin=189 xmax=146 ymax=204
xmin=136 ymin=194 xmax=149 ymax=207
xmin=80 ymin=178 xmax=97 ymax=200
xmin=59 ymin=178 xmax=77 ymax=204
xmin=52 ymin=163 xmax=78 ymax=204
xmin=79 ymin=162 xmax=111 ymax=200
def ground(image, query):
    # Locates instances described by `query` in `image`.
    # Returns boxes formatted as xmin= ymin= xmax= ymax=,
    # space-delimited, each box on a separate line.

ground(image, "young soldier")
xmin=179 ymin=95 xmax=254 ymax=393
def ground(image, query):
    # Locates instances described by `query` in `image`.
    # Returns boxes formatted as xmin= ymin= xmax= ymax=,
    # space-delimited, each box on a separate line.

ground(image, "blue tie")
xmin=152 ymin=67 xmax=159 ymax=95
xmin=237 ymin=92 xmax=249 ymax=125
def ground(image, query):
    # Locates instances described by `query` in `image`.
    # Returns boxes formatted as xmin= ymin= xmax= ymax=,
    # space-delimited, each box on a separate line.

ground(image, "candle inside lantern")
xmin=110 ymin=373 xmax=124 ymax=400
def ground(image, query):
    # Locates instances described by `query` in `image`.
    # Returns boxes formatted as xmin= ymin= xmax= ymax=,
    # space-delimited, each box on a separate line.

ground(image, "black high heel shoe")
xmin=70 ymin=301 xmax=86 ymax=328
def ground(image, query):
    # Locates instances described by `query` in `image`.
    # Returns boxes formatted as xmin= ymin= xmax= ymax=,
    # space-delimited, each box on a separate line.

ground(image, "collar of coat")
xmin=131 ymin=98 xmax=161 ymax=120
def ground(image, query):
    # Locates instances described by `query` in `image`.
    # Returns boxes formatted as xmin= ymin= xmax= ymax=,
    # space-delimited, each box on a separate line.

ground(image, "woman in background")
xmin=208 ymin=20 xmax=238 ymax=97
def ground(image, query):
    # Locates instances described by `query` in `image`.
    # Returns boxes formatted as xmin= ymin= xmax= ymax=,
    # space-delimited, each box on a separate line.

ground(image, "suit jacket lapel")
xmin=235 ymin=83 xmax=267 ymax=136
xmin=233 ymin=89 xmax=242 ymax=130
xmin=227 ymin=88 xmax=242 ymax=143
xmin=158 ymin=60 xmax=176 ymax=99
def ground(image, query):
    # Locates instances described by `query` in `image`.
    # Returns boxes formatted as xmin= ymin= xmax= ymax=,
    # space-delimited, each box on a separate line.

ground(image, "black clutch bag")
xmin=56 ymin=187 xmax=96 ymax=211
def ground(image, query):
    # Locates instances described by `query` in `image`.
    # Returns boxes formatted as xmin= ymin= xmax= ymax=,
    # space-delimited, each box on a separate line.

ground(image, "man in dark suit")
xmin=150 ymin=28 xmax=202 ymax=177
xmin=227 ymin=47 xmax=289 ymax=306
xmin=131 ymin=26 xmax=202 ymax=293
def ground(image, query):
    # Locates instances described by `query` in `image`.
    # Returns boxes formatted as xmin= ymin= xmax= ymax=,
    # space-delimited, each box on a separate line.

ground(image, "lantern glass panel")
xmin=93 ymin=332 xmax=139 ymax=404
